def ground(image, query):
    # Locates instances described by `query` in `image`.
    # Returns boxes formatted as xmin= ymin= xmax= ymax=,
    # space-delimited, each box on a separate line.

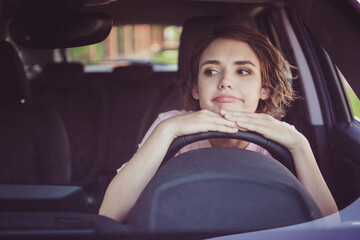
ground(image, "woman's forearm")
xmin=98 ymin=122 xmax=174 ymax=223
xmin=291 ymin=135 xmax=338 ymax=217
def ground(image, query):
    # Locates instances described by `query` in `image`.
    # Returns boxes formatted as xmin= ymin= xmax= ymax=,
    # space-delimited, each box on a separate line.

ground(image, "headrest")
xmin=112 ymin=64 xmax=153 ymax=82
xmin=42 ymin=62 xmax=85 ymax=88
xmin=178 ymin=16 xmax=232 ymax=78
xmin=0 ymin=41 xmax=30 ymax=104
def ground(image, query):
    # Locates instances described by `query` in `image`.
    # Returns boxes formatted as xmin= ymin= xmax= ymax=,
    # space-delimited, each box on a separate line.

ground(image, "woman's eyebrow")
xmin=234 ymin=60 xmax=256 ymax=67
xmin=200 ymin=60 xmax=256 ymax=68
xmin=200 ymin=60 xmax=220 ymax=68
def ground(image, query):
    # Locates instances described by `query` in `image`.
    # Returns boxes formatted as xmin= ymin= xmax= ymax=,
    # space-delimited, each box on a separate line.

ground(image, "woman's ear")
xmin=260 ymin=86 xmax=270 ymax=100
xmin=192 ymin=84 xmax=200 ymax=100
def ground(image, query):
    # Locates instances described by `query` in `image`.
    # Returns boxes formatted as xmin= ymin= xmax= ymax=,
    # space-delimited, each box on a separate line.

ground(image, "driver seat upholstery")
xmin=177 ymin=15 xmax=232 ymax=80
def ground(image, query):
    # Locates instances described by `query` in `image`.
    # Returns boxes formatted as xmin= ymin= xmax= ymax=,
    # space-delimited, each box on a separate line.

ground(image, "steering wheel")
xmin=127 ymin=131 xmax=323 ymax=233
xmin=162 ymin=131 xmax=296 ymax=176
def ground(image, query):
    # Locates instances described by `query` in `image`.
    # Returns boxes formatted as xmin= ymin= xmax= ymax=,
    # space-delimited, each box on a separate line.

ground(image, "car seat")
xmin=0 ymin=41 xmax=71 ymax=184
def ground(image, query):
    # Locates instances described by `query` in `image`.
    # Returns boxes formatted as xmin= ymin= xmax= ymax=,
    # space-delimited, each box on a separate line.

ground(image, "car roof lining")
xmin=82 ymin=0 xmax=280 ymax=25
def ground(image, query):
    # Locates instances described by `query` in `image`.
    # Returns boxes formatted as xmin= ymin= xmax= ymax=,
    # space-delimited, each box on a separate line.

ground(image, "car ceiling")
xmin=81 ymin=0 xmax=270 ymax=26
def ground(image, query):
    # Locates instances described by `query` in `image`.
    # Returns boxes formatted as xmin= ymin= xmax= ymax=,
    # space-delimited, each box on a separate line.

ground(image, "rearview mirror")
xmin=9 ymin=12 xmax=112 ymax=49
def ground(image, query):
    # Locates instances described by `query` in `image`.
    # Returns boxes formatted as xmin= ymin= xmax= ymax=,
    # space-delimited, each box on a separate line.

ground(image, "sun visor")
xmin=9 ymin=12 xmax=112 ymax=49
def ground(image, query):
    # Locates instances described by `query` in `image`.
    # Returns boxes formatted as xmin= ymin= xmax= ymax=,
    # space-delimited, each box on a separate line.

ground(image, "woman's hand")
xmin=161 ymin=109 xmax=239 ymax=139
xmin=220 ymin=110 xmax=306 ymax=153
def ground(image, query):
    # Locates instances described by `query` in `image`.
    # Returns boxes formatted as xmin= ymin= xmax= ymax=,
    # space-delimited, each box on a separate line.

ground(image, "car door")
xmin=286 ymin=0 xmax=360 ymax=210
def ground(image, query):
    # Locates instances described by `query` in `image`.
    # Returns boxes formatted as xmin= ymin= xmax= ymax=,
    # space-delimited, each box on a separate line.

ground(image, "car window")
xmin=339 ymin=69 xmax=360 ymax=121
xmin=67 ymin=24 xmax=181 ymax=72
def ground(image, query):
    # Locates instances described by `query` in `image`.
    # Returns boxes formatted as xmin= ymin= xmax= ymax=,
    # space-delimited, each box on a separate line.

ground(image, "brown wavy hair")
xmin=180 ymin=25 xmax=296 ymax=119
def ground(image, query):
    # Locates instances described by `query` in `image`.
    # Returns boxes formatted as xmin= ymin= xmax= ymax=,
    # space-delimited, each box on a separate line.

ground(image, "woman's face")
xmin=193 ymin=38 xmax=269 ymax=114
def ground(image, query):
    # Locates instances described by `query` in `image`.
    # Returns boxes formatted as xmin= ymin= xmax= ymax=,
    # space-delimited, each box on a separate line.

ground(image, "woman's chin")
xmin=217 ymin=104 xmax=242 ymax=114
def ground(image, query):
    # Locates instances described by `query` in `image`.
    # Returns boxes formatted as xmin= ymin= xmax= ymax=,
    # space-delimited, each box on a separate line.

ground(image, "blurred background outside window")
xmin=68 ymin=25 xmax=181 ymax=72
xmin=339 ymin=70 xmax=360 ymax=120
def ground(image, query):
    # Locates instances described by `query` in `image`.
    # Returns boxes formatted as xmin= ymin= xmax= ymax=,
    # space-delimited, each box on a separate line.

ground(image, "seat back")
xmin=0 ymin=41 xmax=71 ymax=184
xmin=31 ymin=62 xmax=98 ymax=184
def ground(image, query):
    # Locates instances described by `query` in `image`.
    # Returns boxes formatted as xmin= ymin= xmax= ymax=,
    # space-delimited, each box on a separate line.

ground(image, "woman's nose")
xmin=218 ymin=74 xmax=234 ymax=90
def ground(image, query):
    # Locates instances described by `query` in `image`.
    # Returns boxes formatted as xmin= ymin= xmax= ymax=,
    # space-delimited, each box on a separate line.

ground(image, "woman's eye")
xmin=204 ymin=69 xmax=219 ymax=76
xmin=237 ymin=69 xmax=251 ymax=75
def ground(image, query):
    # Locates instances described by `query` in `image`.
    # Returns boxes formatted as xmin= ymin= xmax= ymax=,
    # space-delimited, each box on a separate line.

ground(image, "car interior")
xmin=0 ymin=0 xmax=359 ymax=239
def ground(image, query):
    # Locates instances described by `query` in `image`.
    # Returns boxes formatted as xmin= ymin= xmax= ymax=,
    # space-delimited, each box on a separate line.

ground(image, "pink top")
xmin=118 ymin=110 xmax=271 ymax=172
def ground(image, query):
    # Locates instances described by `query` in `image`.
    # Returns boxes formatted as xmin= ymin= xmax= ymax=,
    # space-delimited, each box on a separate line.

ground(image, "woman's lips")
xmin=212 ymin=94 xmax=242 ymax=103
